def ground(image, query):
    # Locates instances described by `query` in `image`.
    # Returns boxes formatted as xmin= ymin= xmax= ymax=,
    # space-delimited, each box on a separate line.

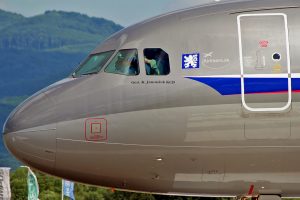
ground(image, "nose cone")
xmin=3 ymin=91 xmax=57 ymax=173
xmin=4 ymin=91 xmax=57 ymax=133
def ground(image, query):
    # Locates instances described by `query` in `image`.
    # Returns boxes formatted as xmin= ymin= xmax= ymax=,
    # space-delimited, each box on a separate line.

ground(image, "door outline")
xmin=237 ymin=13 xmax=292 ymax=112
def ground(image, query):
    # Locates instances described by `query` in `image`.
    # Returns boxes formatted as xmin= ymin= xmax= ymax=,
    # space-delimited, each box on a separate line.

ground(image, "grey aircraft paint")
xmin=3 ymin=0 xmax=300 ymax=198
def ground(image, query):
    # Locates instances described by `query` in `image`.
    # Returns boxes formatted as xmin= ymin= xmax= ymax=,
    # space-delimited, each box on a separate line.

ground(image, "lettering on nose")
xmin=85 ymin=118 xmax=107 ymax=141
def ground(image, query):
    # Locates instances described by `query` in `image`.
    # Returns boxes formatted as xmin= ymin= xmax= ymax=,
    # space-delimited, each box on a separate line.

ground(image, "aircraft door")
xmin=237 ymin=13 xmax=292 ymax=112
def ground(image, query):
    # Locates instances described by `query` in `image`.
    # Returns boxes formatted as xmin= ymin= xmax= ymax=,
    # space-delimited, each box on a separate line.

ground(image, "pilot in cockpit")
xmin=145 ymin=57 xmax=160 ymax=75
xmin=115 ymin=53 xmax=139 ymax=75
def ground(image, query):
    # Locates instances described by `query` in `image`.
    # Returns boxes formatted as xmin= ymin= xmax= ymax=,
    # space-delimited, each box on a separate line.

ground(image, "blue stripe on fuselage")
xmin=187 ymin=77 xmax=300 ymax=95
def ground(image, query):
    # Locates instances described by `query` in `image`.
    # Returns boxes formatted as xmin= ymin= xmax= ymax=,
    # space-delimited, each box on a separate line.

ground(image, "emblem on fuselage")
xmin=202 ymin=51 xmax=230 ymax=69
xmin=204 ymin=52 xmax=213 ymax=58
xmin=182 ymin=53 xmax=200 ymax=69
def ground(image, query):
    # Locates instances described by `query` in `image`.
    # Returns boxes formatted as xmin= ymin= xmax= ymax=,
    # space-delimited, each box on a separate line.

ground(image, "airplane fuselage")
xmin=3 ymin=0 xmax=300 ymax=198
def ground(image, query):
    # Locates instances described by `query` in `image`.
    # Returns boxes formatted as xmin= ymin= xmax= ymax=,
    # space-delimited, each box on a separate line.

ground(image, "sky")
xmin=0 ymin=0 xmax=218 ymax=26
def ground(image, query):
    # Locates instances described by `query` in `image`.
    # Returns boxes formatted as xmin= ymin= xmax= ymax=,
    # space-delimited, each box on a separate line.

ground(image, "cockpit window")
xmin=72 ymin=50 xmax=114 ymax=77
xmin=105 ymin=49 xmax=140 ymax=76
xmin=144 ymin=48 xmax=170 ymax=75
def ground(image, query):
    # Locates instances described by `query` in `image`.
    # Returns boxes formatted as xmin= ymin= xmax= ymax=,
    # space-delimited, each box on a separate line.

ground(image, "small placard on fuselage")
xmin=85 ymin=118 xmax=107 ymax=141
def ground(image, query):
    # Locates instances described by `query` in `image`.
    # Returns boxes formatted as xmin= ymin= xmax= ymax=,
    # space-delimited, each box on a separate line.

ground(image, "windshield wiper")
xmin=81 ymin=72 xmax=98 ymax=76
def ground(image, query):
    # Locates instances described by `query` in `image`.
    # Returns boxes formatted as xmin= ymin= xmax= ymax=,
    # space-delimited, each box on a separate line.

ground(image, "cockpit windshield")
xmin=105 ymin=49 xmax=140 ymax=76
xmin=72 ymin=50 xmax=114 ymax=77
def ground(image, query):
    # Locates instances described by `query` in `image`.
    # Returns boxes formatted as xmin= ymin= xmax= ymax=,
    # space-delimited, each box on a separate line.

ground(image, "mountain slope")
xmin=0 ymin=49 xmax=87 ymax=96
xmin=0 ymin=10 xmax=123 ymax=97
xmin=0 ymin=9 xmax=24 ymax=30
xmin=0 ymin=10 xmax=123 ymax=52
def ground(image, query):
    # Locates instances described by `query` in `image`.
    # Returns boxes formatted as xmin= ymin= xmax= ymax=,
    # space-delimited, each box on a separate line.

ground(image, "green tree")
xmin=10 ymin=168 xmax=27 ymax=200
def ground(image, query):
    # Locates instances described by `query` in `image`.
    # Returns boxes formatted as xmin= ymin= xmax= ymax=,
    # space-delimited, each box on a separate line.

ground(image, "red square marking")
xmin=91 ymin=123 xmax=101 ymax=134
xmin=85 ymin=118 xmax=107 ymax=141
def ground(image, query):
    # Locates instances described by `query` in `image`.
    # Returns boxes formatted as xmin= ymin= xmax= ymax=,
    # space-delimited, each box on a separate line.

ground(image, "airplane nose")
xmin=2 ymin=91 xmax=57 ymax=173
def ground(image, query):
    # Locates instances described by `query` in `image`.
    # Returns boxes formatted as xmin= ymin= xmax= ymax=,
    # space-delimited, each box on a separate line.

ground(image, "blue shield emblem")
xmin=182 ymin=53 xmax=200 ymax=69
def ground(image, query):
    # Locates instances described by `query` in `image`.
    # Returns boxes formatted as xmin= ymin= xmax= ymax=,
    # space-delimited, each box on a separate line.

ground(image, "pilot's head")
xmin=115 ymin=54 xmax=129 ymax=72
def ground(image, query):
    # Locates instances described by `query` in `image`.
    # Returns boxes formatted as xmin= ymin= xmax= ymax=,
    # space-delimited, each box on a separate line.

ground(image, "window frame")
xmin=71 ymin=50 xmax=115 ymax=78
xmin=104 ymin=48 xmax=140 ymax=76
xmin=143 ymin=48 xmax=171 ymax=76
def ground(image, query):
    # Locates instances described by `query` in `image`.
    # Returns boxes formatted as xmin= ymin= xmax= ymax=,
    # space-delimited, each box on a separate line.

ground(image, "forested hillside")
xmin=0 ymin=9 xmax=24 ymax=30
xmin=0 ymin=49 xmax=86 ymax=96
xmin=0 ymin=10 xmax=122 ymax=52
xmin=0 ymin=10 xmax=123 ymax=97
